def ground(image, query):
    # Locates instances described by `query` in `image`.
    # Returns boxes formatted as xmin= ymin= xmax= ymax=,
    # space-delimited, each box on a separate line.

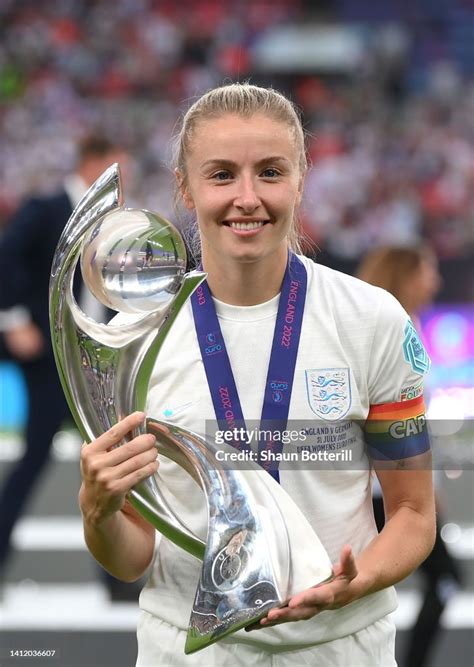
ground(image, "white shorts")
xmin=136 ymin=611 xmax=397 ymax=667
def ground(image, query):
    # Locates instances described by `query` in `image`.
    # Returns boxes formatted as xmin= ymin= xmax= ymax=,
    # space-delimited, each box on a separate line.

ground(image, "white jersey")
xmin=122 ymin=256 xmax=428 ymax=654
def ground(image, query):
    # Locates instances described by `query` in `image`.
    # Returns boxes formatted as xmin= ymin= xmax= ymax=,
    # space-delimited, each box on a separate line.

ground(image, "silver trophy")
xmin=49 ymin=164 xmax=333 ymax=654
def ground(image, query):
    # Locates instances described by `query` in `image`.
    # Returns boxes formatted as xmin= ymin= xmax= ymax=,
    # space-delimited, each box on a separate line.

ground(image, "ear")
xmin=175 ymin=168 xmax=195 ymax=211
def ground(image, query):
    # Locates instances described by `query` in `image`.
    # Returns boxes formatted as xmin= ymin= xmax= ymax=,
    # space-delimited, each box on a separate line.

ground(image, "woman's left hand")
xmin=247 ymin=544 xmax=358 ymax=630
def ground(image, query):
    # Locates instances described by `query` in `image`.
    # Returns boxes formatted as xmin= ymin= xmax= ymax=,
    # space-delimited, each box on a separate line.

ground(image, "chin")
xmin=233 ymin=238 xmax=287 ymax=261
xmin=231 ymin=247 xmax=274 ymax=265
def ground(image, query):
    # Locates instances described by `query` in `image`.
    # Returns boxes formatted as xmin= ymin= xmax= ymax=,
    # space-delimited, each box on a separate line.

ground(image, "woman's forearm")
xmin=81 ymin=490 xmax=155 ymax=582
xmin=78 ymin=412 xmax=159 ymax=582
xmin=351 ymin=503 xmax=436 ymax=601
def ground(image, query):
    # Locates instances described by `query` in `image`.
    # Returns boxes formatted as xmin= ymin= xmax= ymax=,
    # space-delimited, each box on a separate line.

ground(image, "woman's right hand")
xmin=79 ymin=411 xmax=158 ymax=527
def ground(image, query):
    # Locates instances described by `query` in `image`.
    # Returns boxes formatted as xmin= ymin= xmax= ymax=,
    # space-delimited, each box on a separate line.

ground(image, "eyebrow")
xmin=200 ymin=156 xmax=292 ymax=170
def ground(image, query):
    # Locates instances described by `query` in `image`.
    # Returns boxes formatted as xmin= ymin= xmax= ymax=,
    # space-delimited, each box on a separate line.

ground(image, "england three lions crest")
xmin=305 ymin=368 xmax=351 ymax=420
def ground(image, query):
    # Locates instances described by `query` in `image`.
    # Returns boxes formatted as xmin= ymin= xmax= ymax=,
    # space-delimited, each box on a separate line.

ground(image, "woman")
xmin=358 ymin=246 xmax=461 ymax=667
xmin=79 ymin=84 xmax=435 ymax=666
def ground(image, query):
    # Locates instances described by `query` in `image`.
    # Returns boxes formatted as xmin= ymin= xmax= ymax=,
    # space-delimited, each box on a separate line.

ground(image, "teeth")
xmin=229 ymin=221 xmax=265 ymax=230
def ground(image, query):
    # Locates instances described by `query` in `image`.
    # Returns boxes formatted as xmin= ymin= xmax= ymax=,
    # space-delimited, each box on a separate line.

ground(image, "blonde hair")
xmin=172 ymin=83 xmax=308 ymax=256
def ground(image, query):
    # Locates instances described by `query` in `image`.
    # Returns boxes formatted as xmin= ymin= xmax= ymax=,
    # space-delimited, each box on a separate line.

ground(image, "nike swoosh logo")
xmin=162 ymin=402 xmax=194 ymax=418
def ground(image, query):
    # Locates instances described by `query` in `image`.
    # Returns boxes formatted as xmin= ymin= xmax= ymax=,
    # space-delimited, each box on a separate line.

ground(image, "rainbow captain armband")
xmin=364 ymin=395 xmax=430 ymax=461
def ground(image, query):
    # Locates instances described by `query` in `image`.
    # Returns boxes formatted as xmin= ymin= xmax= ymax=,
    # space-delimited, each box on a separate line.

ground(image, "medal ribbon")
xmin=191 ymin=252 xmax=307 ymax=482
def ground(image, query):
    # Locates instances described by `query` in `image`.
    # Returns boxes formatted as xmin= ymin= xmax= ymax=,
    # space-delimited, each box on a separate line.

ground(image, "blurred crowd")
xmin=0 ymin=0 xmax=473 ymax=272
xmin=300 ymin=76 xmax=474 ymax=263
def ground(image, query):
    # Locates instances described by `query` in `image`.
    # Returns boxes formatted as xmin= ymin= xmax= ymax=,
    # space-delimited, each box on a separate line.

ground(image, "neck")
xmin=201 ymin=246 xmax=289 ymax=306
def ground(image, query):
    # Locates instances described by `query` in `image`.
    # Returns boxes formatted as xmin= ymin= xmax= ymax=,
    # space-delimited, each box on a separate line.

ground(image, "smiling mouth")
xmin=223 ymin=220 xmax=269 ymax=231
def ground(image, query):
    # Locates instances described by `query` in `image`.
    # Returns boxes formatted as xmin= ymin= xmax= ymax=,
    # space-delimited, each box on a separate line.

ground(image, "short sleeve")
xmin=367 ymin=290 xmax=430 ymax=405
xmin=364 ymin=289 xmax=431 ymax=460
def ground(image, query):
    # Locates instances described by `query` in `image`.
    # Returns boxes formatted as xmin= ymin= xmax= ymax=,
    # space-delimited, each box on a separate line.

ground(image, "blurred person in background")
xmin=358 ymin=245 xmax=462 ymax=667
xmin=0 ymin=135 xmax=138 ymax=599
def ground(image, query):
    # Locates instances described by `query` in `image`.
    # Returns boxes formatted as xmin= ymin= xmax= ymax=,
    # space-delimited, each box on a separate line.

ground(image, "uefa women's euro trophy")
xmin=49 ymin=164 xmax=333 ymax=654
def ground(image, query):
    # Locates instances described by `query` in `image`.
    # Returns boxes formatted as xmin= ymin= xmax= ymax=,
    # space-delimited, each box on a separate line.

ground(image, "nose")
xmin=233 ymin=174 xmax=261 ymax=213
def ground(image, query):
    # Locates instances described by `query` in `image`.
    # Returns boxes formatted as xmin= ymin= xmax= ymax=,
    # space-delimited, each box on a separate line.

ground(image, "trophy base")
xmin=185 ymin=598 xmax=283 ymax=654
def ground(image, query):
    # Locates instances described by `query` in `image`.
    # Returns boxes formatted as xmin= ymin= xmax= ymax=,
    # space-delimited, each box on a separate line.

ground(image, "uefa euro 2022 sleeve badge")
xmin=403 ymin=321 xmax=431 ymax=375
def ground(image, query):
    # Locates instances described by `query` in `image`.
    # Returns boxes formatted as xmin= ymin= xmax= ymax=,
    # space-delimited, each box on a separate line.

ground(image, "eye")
xmin=260 ymin=167 xmax=280 ymax=178
xmin=211 ymin=170 xmax=233 ymax=181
